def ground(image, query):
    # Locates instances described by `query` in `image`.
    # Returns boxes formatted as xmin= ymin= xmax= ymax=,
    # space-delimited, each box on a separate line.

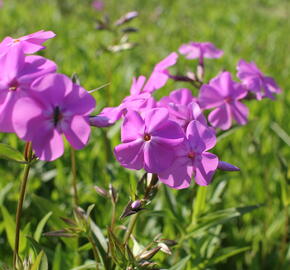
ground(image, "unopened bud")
xmin=131 ymin=200 xmax=142 ymax=210
xmin=94 ymin=185 xmax=109 ymax=197
xmin=157 ymin=243 xmax=172 ymax=255
xmin=109 ymin=184 xmax=118 ymax=203
xmin=115 ymin=11 xmax=139 ymax=26
xmin=138 ymin=247 xmax=161 ymax=260
xmin=158 ymin=238 xmax=177 ymax=247
xmin=218 ymin=161 xmax=240 ymax=171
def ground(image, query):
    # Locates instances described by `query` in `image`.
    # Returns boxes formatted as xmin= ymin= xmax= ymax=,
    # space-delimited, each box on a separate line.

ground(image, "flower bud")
xmin=218 ymin=161 xmax=240 ymax=171
xmin=138 ymin=247 xmax=161 ymax=260
xmin=94 ymin=185 xmax=109 ymax=198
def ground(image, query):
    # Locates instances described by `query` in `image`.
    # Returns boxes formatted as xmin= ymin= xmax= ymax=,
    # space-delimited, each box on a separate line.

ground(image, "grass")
xmin=0 ymin=0 xmax=289 ymax=269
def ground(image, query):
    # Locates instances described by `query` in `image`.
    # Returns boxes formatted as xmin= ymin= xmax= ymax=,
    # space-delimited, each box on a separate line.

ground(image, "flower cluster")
xmin=91 ymin=41 xmax=281 ymax=189
xmin=0 ymin=30 xmax=96 ymax=161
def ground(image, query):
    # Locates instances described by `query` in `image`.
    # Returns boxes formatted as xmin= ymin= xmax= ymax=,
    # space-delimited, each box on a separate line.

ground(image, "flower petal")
xmin=208 ymin=104 xmax=232 ymax=130
xmin=114 ymin=140 xmax=144 ymax=170
xmin=194 ymin=152 xmax=218 ymax=186
xmin=186 ymin=120 xmax=216 ymax=152
xmin=158 ymin=157 xmax=193 ymax=189
xmin=64 ymin=115 xmax=91 ymax=150
xmin=121 ymin=110 xmax=145 ymax=142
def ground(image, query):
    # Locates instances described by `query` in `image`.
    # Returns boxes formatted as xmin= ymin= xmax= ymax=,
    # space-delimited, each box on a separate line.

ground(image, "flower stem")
xmin=71 ymin=147 xmax=79 ymax=206
xmin=13 ymin=142 xmax=33 ymax=269
xmin=124 ymin=212 xmax=139 ymax=244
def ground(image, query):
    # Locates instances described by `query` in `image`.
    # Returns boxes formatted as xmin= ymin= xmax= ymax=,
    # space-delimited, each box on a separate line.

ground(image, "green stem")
xmin=124 ymin=213 xmax=139 ymax=244
xmin=71 ymin=147 xmax=79 ymax=206
xmin=88 ymin=235 xmax=100 ymax=270
xmin=13 ymin=142 xmax=33 ymax=269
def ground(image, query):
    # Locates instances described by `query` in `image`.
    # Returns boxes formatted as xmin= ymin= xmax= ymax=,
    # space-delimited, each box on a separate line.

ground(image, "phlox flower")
xmin=0 ymin=30 xmax=55 ymax=56
xmin=158 ymin=120 xmax=218 ymax=189
xmin=0 ymin=45 xmax=57 ymax=132
xmin=142 ymin=52 xmax=178 ymax=93
xmin=92 ymin=0 xmax=104 ymax=11
xmin=179 ymin=42 xmax=223 ymax=62
xmin=114 ymin=108 xmax=184 ymax=173
xmin=237 ymin=59 xmax=281 ymax=100
xmin=158 ymin=88 xmax=206 ymax=129
xmin=199 ymin=71 xmax=248 ymax=130
xmin=12 ymin=74 xmax=96 ymax=161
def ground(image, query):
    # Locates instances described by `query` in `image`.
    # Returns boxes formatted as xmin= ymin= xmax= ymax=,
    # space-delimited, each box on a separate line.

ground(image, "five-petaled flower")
xmin=199 ymin=71 xmax=249 ymax=130
xmin=12 ymin=74 xmax=96 ymax=161
xmin=0 ymin=45 xmax=57 ymax=133
xmin=114 ymin=108 xmax=184 ymax=173
xmin=158 ymin=120 xmax=218 ymax=189
xmin=237 ymin=59 xmax=281 ymax=100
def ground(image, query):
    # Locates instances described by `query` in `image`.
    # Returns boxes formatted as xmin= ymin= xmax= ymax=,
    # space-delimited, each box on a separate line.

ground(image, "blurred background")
xmin=0 ymin=0 xmax=289 ymax=269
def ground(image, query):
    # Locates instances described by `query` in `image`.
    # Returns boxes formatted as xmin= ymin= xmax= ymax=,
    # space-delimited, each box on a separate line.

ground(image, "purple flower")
xmin=114 ymin=108 xmax=184 ymax=173
xmin=158 ymin=88 xmax=206 ymax=129
xmin=237 ymin=59 xmax=281 ymax=100
xmin=179 ymin=42 xmax=223 ymax=62
xmin=143 ymin=52 xmax=178 ymax=93
xmin=0 ymin=45 xmax=57 ymax=133
xmin=92 ymin=0 xmax=104 ymax=11
xmin=12 ymin=74 xmax=96 ymax=161
xmin=199 ymin=71 xmax=248 ymax=130
xmin=158 ymin=120 xmax=218 ymax=189
xmin=0 ymin=30 xmax=56 ymax=56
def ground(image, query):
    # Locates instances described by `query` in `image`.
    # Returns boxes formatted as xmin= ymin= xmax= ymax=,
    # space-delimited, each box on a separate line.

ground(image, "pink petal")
xmin=143 ymin=140 xmax=175 ymax=173
xmin=231 ymin=101 xmax=248 ymax=125
xmin=121 ymin=110 xmax=145 ymax=143
xmin=199 ymin=84 xmax=224 ymax=109
xmin=154 ymin=52 xmax=178 ymax=71
xmin=144 ymin=108 xmax=169 ymax=134
xmin=130 ymin=75 xmax=146 ymax=95
xmin=208 ymin=104 xmax=232 ymax=130
xmin=12 ymin=96 xmax=44 ymax=139
xmin=186 ymin=120 xmax=216 ymax=152
xmin=64 ymin=84 xmax=96 ymax=115
xmin=64 ymin=115 xmax=91 ymax=150
xmin=114 ymin=140 xmax=144 ymax=170
xmin=158 ymin=157 xmax=193 ymax=189
xmin=32 ymin=129 xmax=64 ymax=161
xmin=194 ymin=152 xmax=218 ymax=186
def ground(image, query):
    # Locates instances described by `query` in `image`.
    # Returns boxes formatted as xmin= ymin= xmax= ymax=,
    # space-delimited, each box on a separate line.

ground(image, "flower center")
xmin=8 ymin=80 xmax=19 ymax=91
xmin=143 ymin=133 xmax=151 ymax=141
xmin=13 ymin=39 xmax=20 ymax=43
xmin=53 ymin=106 xmax=63 ymax=127
xmin=224 ymin=97 xmax=232 ymax=103
xmin=187 ymin=152 xmax=196 ymax=159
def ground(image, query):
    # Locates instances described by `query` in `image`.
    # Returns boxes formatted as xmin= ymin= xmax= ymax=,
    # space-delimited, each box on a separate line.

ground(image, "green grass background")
xmin=0 ymin=0 xmax=289 ymax=269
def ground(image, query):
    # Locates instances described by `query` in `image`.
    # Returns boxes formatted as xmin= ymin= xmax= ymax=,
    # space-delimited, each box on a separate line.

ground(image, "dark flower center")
xmin=8 ymin=80 xmax=19 ymax=91
xmin=143 ymin=133 xmax=151 ymax=141
xmin=224 ymin=97 xmax=232 ymax=103
xmin=13 ymin=39 xmax=20 ymax=43
xmin=53 ymin=106 xmax=63 ymax=127
xmin=187 ymin=152 xmax=196 ymax=159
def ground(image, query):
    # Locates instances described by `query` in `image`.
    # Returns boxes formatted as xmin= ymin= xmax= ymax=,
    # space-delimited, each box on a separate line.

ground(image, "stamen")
xmin=143 ymin=133 xmax=151 ymax=141
xmin=53 ymin=106 xmax=63 ymax=127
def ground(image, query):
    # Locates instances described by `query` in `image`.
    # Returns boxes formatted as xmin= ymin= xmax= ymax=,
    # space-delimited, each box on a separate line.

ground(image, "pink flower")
xmin=0 ymin=45 xmax=57 ymax=133
xmin=158 ymin=88 xmax=206 ymax=129
xmin=158 ymin=120 xmax=218 ymax=189
xmin=143 ymin=52 xmax=178 ymax=93
xmin=92 ymin=0 xmax=104 ymax=11
xmin=199 ymin=71 xmax=248 ymax=130
xmin=12 ymin=74 xmax=96 ymax=161
xmin=237 ymin=59 xmax=281 ymax=100
xmin=179 ymin=42 xmax=223 ymax=62
xmin=114 ymin=108 xmax=184 ymax=173
xmin=0 ymin=30 xmax=56 ymax=56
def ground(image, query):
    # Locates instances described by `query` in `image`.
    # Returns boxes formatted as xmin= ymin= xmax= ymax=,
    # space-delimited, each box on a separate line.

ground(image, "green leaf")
xmin=31 ymin=251 xmax=44 ymax=270
xmin=0 ymin=206 xmax=27 ymax=253
xmin=168 ymin=255 xmax=191 ymax=270
xmin=209 ymin=246 xmax=250 ymax=264
xmin=52 ymin=244 xmax=62 ymax=270
xmin=186 ymin=205 xmax=262 ymax=239
xmin=0 ymin=143 xmax=27 ymax=164
xmin=40 ymin=252 xmax=48 ymax=270
xmin=34 ymin=212 xmax=52 ymax=242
